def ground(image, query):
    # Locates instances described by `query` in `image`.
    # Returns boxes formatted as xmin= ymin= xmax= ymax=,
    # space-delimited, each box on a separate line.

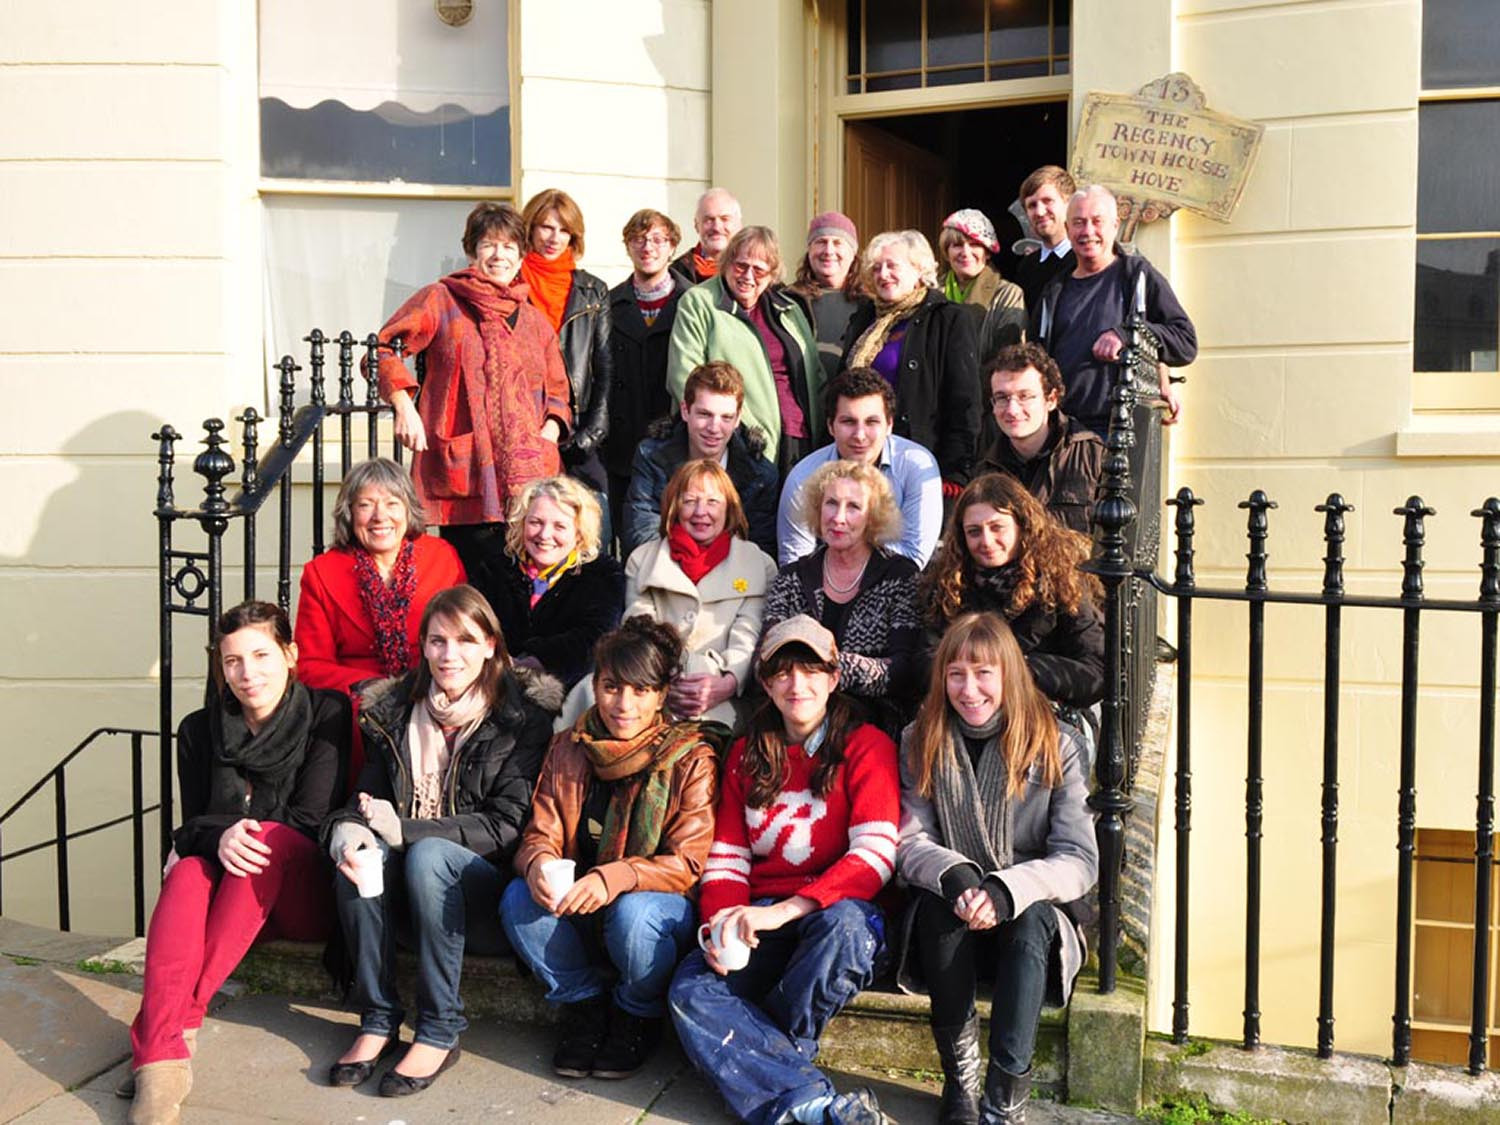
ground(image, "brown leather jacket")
xmin=514 ymin=727 xmax=718 ymax=902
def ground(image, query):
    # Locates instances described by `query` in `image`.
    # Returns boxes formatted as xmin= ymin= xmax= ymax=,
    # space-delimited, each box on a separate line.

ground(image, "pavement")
xmin=0 ymin=917 xmax=1143 ymax=1124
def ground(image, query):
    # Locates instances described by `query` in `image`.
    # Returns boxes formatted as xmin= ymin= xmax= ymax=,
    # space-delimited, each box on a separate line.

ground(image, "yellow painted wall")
xmin=1147 ymin=0 xmax=1500 ymax=1059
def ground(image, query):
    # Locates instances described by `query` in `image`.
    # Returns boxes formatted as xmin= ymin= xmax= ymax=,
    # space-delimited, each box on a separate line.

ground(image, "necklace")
xmin=822 ymin=550 xmax=870 ymax=595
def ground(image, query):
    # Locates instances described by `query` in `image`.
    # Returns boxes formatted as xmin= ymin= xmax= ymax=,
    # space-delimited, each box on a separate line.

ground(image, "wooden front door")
xmin=843 ymin=119 xmax=953 ymax=247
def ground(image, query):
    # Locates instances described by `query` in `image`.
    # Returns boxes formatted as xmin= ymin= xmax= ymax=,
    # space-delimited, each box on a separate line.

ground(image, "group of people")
xmin=122 ymin=168 xmax=1198 ymax=1125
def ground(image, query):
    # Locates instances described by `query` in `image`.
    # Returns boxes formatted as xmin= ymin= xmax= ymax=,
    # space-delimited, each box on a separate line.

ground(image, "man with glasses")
xmin=605 ymin=209 xmax=693 ymax=543
xmin=979 ymin=342 xmax=1102 ymax=534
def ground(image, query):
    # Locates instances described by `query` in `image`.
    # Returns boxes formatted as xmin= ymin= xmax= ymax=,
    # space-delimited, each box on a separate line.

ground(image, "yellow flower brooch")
xmin=733 ymin=578 xmax=748 ymax=593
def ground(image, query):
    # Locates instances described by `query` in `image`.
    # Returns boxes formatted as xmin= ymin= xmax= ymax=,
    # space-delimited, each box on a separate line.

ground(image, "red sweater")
xmin=699 ymin=722 xmax=899 ymax=921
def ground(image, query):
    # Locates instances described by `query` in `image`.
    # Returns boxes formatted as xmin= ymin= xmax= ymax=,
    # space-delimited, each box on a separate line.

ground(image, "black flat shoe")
xmin=328 ymin=1034 xmax=401 ymax=1087
xmin=378 ymin=1047 xmax=461 ymax=1097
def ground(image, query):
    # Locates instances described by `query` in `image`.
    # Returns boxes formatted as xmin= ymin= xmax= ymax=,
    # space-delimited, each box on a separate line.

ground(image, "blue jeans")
xmin=334 ymin=836 xmax=509 ymax=1048
xmin=500 ymin=879 xmax=695 ymax=1017
xmin=668 ymin=898 xmax=887 ymax=1125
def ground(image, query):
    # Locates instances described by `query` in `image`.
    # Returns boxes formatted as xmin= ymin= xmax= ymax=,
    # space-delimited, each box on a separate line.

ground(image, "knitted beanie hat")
xmin=942 ymin=208 xmax=999 ymax=253
xmin=806 ymin=211 xmax=859 ymax=248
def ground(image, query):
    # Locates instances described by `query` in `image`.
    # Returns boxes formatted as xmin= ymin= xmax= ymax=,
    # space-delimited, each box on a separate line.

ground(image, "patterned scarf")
xmin=691 ymin=245 xmax=720 ymax=280
xmin=405 ymin=679 xmax=490 ymax=820
xmin=351 ymin=540 xmax=418 ymax=677
xmin=667 ymin=525 xmax=732 ymax=585
xmin=520 ymin=250 xmax=576 ymax=332
xmin=932 ymin=710 xmax=1013 ymax=872
xmin=845 ymin=286 xmax=928 ymax=370
xmin=574 ymin=708 xmax=704 ymax=864
xmin=522 ymin=549 xmax=578 ymax=608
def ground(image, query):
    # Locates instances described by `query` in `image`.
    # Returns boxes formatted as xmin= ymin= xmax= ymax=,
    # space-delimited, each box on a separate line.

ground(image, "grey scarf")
xmin=932 ymin=712 xmax=1013 ymax=872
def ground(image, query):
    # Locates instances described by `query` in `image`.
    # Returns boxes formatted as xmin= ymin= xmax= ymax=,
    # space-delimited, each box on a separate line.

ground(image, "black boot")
xmin=591 ymin=1005 xmax=661 ymax=1079
xmin=978 ymin=1061 xmax=1030 ymax=1124
xmin=931 ymin=1015 xmax=982 ymax=1124
xmin=552 ymin=996 xmax=608 ymax=1078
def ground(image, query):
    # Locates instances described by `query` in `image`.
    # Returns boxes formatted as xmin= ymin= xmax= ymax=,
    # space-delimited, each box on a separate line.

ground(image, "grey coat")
xmin=894 ymin=720 xmax=1098 ymax=1005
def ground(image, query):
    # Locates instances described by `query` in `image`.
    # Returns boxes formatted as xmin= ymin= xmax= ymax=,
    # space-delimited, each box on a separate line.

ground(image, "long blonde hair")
xmin=907 ymin=612 xmax=1061 ymax=800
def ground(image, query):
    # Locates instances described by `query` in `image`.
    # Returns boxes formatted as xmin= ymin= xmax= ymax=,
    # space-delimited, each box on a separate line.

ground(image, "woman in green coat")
xmin=665 ymin=225 xmax=824 ymax=478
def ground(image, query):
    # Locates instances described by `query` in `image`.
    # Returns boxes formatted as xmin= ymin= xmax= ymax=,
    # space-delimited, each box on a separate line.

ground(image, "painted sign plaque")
xmin=1070 ymin=74 xmax=1263 ymax=231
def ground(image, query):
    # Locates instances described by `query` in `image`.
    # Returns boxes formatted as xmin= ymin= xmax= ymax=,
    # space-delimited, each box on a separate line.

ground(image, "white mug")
xmin=541 ymin=857 xmax=576 ymax=898
xmin=350 ymin=846 xmax=384 ymax=899
xmin=697 ymin=918 xmax=751 ymax=972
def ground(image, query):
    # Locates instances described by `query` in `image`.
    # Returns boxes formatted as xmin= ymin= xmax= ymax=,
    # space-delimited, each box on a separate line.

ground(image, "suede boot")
xmin=931 ymin=1014 xmax=982 ymax=1124
xmin=552 ymin=995 xmax=609 ymax=1078
xmin=116 ymin=1029 xmax=198 ymax=1099
xmin=127 ymin=1059 xmax=192 ymax=1125
xmin=977 ymin=1061 xmax=1030 ymax=1125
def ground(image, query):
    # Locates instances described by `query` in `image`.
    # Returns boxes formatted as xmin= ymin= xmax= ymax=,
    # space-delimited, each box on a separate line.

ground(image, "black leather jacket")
xmin=557 ymin=269 xmax=612 ymax=460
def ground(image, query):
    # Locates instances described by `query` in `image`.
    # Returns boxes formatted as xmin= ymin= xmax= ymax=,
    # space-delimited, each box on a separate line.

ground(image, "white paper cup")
xmin=350 ymin=847 xmax=384 ymax=899
xmin=697 ymin=920 xmax=751 ymax=972
xmin=541 ymin=858 xmax=576 ymax=898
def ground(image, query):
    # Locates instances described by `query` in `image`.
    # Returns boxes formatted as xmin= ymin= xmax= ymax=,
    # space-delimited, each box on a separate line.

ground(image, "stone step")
xmin=236 ymin=940 xmax=1069 ymax=1094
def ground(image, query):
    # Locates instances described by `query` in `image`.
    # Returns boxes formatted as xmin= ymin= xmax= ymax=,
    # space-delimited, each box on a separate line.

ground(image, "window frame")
xmin=255 ymin=0 xmax=520 ymax=203
xmin=1412 ymin=66 xmax=1500 ymax=411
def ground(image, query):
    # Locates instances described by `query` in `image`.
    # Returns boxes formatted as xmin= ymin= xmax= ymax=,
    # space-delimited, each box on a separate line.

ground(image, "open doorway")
xmin=842 ymin=100 xmax=1068 ymax=281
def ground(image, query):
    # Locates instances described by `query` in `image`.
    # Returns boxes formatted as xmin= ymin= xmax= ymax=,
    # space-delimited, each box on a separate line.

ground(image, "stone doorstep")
xmin=1144 ymin=1037 xmax=1500 ymax=1125
xmin=236 ymin=939 xmax=1070 ymax=1093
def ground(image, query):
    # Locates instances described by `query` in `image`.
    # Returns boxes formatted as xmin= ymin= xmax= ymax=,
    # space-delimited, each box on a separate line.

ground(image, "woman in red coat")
xmin=372 ymin=201 xmax=574 ymax=586
xmin=296 ymin=458 xmax=465 ymax=773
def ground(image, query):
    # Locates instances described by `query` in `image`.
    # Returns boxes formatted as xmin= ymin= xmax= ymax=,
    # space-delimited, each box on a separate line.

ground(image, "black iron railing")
xmin=154 ymin=330 xmax=399 ymax=860
xmin=1086 ymin=319 xmax=1500 ymax=1076
xmin=0 ymin=728 xmax=163 ymax=936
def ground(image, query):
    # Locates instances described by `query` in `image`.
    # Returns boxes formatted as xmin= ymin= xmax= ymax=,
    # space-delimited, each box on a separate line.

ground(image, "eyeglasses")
xmin=730 ymin=260 xmax=772 ymax=280
xmin=990 ymin=391 xmax=1040 ymax=408
xmin=628 ymin=235 xmax=673 ymax=249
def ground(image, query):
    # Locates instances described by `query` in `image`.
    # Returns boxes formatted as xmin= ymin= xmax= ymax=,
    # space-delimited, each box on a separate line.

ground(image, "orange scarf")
xmin=691 ymin=245 xmax=720 ymax=280
xmin=520 ymin=250 xmax=576 ymax=332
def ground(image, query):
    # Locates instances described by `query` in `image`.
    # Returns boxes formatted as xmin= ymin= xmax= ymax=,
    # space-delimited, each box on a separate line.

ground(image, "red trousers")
xmin=131 ymin=821 xmax=331 ymax=1067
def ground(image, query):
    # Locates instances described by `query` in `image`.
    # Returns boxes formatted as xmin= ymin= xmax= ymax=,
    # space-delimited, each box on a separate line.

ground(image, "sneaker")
xmin=825 ymin=1086 xmax=887 ymax=1125
xmin=552 ymin=996 xmax=608 ymax=1078
xmin=591 ymin=1006 xmax=661 ymax=1079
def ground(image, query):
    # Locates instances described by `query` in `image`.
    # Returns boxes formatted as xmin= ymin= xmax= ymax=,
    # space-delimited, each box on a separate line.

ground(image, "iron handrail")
xmin=0 ymin=727 xmax=163 ymax=936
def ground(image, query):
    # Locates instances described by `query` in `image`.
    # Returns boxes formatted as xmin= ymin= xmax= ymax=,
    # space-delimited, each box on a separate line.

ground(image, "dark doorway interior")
xmin=844 ymin=100 xmax=1068 ymax=282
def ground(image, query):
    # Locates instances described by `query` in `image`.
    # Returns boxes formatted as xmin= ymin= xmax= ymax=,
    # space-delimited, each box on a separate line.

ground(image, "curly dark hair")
xmin=921 ymin=473 xmax=1101 ymax=627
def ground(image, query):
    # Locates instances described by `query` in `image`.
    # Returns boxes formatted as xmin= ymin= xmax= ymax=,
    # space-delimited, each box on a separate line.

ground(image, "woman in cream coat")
xmin=624 ymin=459 xmax=777 ymax=732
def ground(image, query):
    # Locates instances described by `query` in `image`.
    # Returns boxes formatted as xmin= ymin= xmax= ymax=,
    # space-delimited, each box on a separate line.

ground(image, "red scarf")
xmin=668 ymin=525 xmax=732 ymax=584
xmin=520 ymin=250 xmax=576 ymax=332
xmin=691 ymin=244 xmax=720 ymax=280
xmin=442 ymin=266 xmax=527 ymax=323
xmin=351 ymin=540 xmax=418 ymax=678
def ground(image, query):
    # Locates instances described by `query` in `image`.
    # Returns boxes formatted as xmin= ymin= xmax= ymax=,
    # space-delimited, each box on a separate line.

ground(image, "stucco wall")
xmin=1149 ymin=0 xmax=1500 ymax=1059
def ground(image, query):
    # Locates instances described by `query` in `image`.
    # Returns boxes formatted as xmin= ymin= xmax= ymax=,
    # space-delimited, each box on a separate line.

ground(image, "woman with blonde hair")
xmin=762 ymin=459 xmax=921 ymax=733
xmin=897 ymin=612 xmax=1097 ymax=1124
xmin=921 ymin=472 xmax=1103 ymax=712
xmin=484 ymin=475 xmax=624 ymax=693
xmin=839 ymin=229 xmax=980 ymax=492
